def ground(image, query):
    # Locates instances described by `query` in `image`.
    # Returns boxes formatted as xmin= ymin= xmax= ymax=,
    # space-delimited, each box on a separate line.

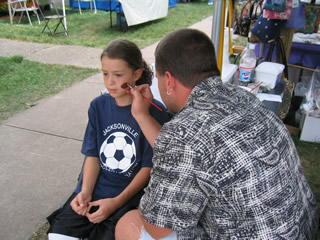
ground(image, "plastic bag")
xmin=300 ymin=66 xmax=320 ymax=114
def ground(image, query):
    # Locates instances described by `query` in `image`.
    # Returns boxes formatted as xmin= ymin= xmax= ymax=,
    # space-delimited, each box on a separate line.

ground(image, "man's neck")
xmin=174 ymin=81 xmax=193 ymax=111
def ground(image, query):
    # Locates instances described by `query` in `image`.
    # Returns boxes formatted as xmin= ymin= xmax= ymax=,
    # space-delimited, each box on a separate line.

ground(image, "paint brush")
xmin=121 ymin=82 xmax=163 ymax=111
xmin=250 ymin=81 xmax=263 ymax=93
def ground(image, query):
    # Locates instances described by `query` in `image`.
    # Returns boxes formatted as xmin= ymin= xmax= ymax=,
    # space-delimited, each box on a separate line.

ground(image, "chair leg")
xmin=53 ymin=23 xmax=60 ymax=33
xmin=61 ymin=20 xmax=68 ymax=35
xmin=42 ymin=18 xmax=68 ymax=36
xmin=53 ymin=20 xmax=63 ymax=33
xmin=41 ymin=20 xmax=52 ymax=34
xmin=109 ymin=0 xmax=112 ymax=28
xmin=18 ymin=12 xmax=23 ymax=23
xmin=35 ymin=11 xmax=40 ymax=25
xmin=25 ymin=10 xmax=33 ymax=26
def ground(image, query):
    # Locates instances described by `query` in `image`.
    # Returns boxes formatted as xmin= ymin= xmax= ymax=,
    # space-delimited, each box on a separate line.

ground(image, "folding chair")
xmin=77 ymin=0 xmax=96 ymax=14
xmin=39 ymin=2 xmax=67 ymax=35
xmin=108 ymin=0 xmax=125 ymax=29
xmin=8 ymin=0 xmax=41 ymax=26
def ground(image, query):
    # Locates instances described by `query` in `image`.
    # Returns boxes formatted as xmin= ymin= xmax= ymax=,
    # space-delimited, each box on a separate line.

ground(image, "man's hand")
xmin=86 ymin=198 xmax=119 ymax=224
xmin=70 ymin=191 xmax=92 ymax=216
xmin=131 ymin=84 xmax=153 ymax=119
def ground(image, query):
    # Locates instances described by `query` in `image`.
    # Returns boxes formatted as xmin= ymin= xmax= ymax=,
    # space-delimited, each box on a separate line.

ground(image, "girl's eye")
xmin=103 ymin=72 xmax=108 ymax=76
xmin=116 ymin=74 xmax=122 ymax=77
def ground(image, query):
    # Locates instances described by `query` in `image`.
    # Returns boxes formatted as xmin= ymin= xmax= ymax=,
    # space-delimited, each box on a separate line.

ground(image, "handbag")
xmin=265 ymin=37 xmax=294 ymax=120
xmin=233 ymin=0 xmax=264 ymax=37
xmin=250 ymin=15 xmax=285 ymax=43
xmin=248 ymin=0 xmax=264 ymax=42
xmin=265 ymin=37 xmax=288 ymax=79
xmin=283 ymin=3 xmax=306 ymax=29
xmin=263 ymin=0 xmax=286 ymax=12
xmin=263 ymin=0 xmax=293 ymax=20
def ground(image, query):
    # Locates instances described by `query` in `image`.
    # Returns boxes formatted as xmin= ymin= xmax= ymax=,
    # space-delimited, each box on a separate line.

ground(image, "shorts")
xmin=139 ymin=227 xmax=177 ymax=240
xmin=47 ymin=193 xmax=136 ymax=240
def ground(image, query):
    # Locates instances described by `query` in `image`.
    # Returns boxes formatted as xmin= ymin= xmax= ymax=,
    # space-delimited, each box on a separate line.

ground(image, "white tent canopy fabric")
xmin=59 ymin=0 xmax=169 ymax=29
xmin=120 ymin=0 xmax=168 ymax=26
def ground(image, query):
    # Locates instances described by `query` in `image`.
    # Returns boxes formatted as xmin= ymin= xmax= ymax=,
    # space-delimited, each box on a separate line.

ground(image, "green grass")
xmin=0 ymin=56 xmax=99 ymax=123
xmin=0 ymin=2 xmax=213 ymax=49
xmin=292 ymin=135 xmax=320 ymax=209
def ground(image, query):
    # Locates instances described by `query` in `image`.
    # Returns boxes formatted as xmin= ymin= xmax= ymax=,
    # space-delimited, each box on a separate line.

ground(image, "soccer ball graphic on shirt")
xmin=100 ymin=132 xmax=136 ymax=173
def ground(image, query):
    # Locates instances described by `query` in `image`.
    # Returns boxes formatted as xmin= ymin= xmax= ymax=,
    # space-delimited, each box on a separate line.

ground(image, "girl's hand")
xmin=86 ymin=198 xmax=119 ymax=224
xmin=70 ymin=191 xmax=92 ymax=216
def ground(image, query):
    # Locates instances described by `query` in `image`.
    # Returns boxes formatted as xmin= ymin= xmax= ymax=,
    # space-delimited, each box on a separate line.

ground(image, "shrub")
xmin=0 ymin=0 xmax=8 ymax=15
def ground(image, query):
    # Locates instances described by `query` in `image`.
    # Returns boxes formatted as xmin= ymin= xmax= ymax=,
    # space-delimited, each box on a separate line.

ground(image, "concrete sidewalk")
xmin=0 ymin=16 xmax=212 ymax=240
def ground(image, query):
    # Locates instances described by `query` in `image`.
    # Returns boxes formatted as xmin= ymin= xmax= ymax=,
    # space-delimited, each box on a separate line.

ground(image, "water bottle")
xmin=238 ymin=43 xmax=257 ymax=86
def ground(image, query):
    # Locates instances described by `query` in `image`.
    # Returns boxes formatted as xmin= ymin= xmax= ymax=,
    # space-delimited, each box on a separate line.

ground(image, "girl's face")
xmin=101 ymin=56 xmax=141 ymax=106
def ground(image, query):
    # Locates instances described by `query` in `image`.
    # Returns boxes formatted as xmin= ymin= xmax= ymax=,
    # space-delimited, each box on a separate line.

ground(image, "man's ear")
xmin=165 ymin=71 xmax=176 ymax=90
xmin=134 ymin=69 xmax=143 ymax=81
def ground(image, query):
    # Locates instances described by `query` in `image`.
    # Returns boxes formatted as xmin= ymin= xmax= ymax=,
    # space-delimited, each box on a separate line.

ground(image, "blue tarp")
xmin=169 ymin=0 xmax=177 ymax=8
xmin=71 ymin=0 xmax=176 ymax=11
xmin=70 ymin=0 xmax=121 ymax=12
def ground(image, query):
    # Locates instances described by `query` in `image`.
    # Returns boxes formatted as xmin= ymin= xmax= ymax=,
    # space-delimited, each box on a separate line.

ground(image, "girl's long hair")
xmin=101 ymin=39 xmax=153 ymax=86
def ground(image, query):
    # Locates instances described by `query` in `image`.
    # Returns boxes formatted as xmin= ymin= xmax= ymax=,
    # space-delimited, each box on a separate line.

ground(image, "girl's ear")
xmin=134 ymin=69 xmax=143 ymax=81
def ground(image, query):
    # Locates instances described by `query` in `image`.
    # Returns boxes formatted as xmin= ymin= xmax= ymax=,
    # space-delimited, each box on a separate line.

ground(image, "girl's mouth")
xmin=108 ymin=88 xmax=116 ymax=93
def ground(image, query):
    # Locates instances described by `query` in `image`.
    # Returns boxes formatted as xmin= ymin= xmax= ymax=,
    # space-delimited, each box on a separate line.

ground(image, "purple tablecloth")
xmin=255 ymin=42 xmax=320 ymax=69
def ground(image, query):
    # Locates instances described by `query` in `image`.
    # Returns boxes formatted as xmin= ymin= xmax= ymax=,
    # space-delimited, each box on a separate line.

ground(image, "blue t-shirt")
xmin=75 ymin=94 xmax=168 ymax=205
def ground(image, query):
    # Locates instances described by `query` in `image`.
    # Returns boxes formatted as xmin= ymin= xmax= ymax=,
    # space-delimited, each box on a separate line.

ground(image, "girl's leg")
xmin=47 ymin=193 xmax=93 ymax=239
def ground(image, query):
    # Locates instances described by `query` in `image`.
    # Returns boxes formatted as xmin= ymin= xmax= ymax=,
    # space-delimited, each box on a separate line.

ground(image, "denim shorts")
xmin=139 ymin=227 xmax=177 ymax=240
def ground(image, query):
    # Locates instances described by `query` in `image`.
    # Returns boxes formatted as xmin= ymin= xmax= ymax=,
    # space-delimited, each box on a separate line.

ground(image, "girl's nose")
xmin=105 ymin=75 xmax=115 ymax=85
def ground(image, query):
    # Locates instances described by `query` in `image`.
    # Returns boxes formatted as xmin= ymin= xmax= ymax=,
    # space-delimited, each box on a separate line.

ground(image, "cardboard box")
xmin=299 ymin=113 xmax=320 ymax=143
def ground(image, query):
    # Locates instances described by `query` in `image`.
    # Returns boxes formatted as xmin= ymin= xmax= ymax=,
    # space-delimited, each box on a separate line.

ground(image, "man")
xmin=115 ymin=28 xmax=319 ymax=239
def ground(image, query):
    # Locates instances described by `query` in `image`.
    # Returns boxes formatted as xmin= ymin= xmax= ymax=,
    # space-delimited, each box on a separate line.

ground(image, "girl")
xmin=47 ymin=39 xmax=168 ymax=240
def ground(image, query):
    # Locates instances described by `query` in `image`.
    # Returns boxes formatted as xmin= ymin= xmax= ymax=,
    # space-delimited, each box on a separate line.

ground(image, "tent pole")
xmin=211 ymin=0 xmax=223 ymax=69
xmin=62 ymin=0 xmax=67 ymax=33
xmin=217 ymin=0 xmax=226 ymax=71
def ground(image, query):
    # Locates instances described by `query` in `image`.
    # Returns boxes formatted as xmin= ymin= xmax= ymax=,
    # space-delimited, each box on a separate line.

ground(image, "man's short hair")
xmin=155 ymin=28 xmax=220 ymax=88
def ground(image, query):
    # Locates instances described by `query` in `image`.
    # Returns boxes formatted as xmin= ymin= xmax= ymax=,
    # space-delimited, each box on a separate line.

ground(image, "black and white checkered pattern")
xmin=140 ymin=76 xmax=318 ymax=239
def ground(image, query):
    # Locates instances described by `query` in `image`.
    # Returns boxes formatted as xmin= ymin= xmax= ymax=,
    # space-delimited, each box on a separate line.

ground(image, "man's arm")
xmin=130 ymin=85 xmax=162 ymax=148
xmin=131 ymin=85 xmax=174 ymax=237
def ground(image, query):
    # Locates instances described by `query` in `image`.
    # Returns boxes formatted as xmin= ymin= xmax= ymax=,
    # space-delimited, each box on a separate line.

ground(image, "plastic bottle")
xmin=238 ymin=43 xmax=257 ymax=86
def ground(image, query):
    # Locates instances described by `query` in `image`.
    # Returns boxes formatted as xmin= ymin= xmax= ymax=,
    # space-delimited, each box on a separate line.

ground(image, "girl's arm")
xmin=86 ymin=167 xmax=151 ymax=223
xmin=115 ymin=167 xmax=151 ymax=206
xmin=81 ymin=156 xmax=100 ymax=195
xmin=70 ymin=156 xmax=100 ymax=215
